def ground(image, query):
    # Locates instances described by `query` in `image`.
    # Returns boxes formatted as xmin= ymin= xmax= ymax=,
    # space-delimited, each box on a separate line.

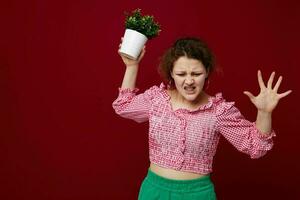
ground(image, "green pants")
xmin=138 ymin=169 xmax=217 ymax=200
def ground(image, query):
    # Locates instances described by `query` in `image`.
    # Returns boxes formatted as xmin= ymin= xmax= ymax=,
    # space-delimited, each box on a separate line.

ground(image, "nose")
xmin=185 ymin=75 xmax=194 ymax=85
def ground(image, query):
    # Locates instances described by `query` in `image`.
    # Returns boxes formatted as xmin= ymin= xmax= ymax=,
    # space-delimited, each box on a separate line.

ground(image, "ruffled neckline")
xmin=159 ymin=82 xmax=225 ymax=113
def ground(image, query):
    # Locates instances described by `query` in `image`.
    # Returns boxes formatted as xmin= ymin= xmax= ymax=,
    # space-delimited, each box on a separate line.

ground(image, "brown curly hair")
xmin=158 ymin=37 xmax=215 ymax=88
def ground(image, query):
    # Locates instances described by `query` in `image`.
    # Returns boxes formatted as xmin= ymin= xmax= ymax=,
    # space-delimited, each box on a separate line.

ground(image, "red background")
xmin=1 ymin=0 xmax=299 ymax=199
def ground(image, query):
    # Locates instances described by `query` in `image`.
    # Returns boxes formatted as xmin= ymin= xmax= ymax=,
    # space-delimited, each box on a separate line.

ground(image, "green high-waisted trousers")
xmin=138 ymin=169 xmax=217 ymax=200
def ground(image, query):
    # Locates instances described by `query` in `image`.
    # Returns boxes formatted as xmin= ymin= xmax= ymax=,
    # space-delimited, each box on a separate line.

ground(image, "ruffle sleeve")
xmin=112 ymin=85 xmax=159 ymax=123
xmin=215 ymin=96 xmax=276 ymax=159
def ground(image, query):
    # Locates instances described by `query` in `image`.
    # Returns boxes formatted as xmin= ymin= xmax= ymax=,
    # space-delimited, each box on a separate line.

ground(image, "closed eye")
xmin=192 ymin=73 xmax=203 ymax=76
xmin=175 ymin=73 xmax=204 ymax=77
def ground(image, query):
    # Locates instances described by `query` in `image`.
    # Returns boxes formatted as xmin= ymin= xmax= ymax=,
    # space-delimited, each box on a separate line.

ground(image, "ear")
xmin=170 ymin=71 xmax=174 ymax=78
xmin=205 ymin=69 xmax=209 ymax=78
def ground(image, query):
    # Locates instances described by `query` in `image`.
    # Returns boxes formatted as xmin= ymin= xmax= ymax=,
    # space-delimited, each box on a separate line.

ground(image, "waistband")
xmin=144 ymin=168 xmax=214 ymax=192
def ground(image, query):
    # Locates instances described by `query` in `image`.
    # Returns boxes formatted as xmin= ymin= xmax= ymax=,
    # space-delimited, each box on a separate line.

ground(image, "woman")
xmin=112 ymin=37 xmax=291 ymax=199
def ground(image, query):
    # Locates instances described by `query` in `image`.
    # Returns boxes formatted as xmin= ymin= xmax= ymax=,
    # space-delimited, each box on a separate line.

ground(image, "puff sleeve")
xmin=216 ymin=101 xmax=276 ymax=159
xmin=112 ymin=86 xmax=159 ymax=123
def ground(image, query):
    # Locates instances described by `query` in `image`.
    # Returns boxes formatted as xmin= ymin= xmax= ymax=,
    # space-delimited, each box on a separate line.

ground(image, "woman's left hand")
xmin=243 ymin=70 xmax=292 ymax=113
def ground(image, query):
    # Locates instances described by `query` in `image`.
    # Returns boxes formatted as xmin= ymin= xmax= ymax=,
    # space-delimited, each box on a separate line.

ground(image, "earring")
xmin=204 ymin=78 xmax=210 ymax=90
xmin=167 ymin=80 xmax=172 ymax=89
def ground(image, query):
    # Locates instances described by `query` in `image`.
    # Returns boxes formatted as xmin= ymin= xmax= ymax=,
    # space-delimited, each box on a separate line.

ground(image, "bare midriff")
xmin=150 ymin=163 xmax=208 ymax=180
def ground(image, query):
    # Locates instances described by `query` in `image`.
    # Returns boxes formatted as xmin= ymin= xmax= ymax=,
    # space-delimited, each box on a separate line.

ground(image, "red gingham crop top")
xmin=112 ymin=83 xmax=276 ymax=174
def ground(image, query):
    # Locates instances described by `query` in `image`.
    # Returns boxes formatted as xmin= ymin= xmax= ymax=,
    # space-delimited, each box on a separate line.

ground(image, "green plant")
xmin=124 ymin=8 xmax=161 ymax=39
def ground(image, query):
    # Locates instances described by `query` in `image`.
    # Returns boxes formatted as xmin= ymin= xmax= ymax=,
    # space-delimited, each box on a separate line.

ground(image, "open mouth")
xmin=184 ymin=86 xmax=196 ymax=93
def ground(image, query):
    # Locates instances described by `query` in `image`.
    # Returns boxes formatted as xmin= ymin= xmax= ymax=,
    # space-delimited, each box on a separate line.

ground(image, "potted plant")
xmin=119 ymin=8 xmax=161 ymax=60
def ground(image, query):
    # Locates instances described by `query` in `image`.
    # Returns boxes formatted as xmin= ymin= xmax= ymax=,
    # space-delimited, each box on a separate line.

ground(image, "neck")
xmin=172 ymin=90 xmax=207 ymax=109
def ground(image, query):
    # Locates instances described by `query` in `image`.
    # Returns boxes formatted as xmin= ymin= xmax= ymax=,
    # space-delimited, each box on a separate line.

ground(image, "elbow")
xmin=239 ymin=143 xmax=272 ymax=159
xmin=112 ymin=101 xmax=125 ymax=115
xmin=112 ymin=106 xmax=148 ymax=123
xmin=242 ymin=130 xmax=275 ymax=159
xmin=249 ymin=145 xmax=273 ymax=159
xmin=112 ymin=106 xmax=126 ymax=117
xmin=249 ymin=150 xmax=268 ymax=159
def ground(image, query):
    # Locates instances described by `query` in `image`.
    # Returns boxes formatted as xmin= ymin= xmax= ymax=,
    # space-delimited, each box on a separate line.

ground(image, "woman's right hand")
xmin=118 ymin=38 xmax=146 ymax=67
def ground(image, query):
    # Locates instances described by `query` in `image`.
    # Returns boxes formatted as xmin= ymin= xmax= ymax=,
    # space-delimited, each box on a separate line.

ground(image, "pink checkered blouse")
xmin=112 ymin=83 xmax=276 ymax=174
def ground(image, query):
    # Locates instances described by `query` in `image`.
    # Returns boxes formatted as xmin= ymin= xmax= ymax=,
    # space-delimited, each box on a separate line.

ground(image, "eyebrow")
xmin=174 ymin=70 xmax=204 ymax=73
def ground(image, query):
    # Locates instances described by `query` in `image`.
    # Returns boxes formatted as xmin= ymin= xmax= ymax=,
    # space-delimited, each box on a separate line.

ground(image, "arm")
xmin=118 ymin=38 xmax=146 ymax=89
xmin=112 ymin=87 xmax=154 ymax=123
xmin=216 ymin=103 xmax=276 ymax=159
xmin=216 ymin=70 xmax=291 ymax=158
xmin=121 ymin=65 xmax=139 ymax=89
xmin=255 ymin=111 xmax=272 ymax=134
xmin=112 ymin=40 xmax=150 ymax=123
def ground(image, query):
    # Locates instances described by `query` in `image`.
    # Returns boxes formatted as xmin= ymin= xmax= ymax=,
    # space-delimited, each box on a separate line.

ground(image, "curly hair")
xmin=158 ymin=37 xmax=215 ymax=88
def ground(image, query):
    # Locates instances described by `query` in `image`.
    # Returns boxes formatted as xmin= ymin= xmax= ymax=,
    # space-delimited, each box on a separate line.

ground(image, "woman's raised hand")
xmin=118 ymin=37 xmax=146 ymax=67
xmin=243 ymin=70 xmax=292 ymax=113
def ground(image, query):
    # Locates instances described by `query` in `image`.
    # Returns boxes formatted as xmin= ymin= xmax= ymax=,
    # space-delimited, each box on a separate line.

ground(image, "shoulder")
xmin=143 ymin=82 xmax=169 ymax=100
xmin=145 ymin=83 xmax=163 ymax=94
xmin=210 ymin=93 xmax=236 ymax=116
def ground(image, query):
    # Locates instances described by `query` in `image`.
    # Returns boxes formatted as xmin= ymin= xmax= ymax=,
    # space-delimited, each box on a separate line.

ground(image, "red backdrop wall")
xmin=1 ymin=0 xmax=299 ymax=199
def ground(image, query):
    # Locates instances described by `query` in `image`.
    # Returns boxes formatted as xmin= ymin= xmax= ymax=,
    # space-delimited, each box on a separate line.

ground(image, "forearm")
xmin=121 ymin=65 xmax=139 ymax=89
xmin=255 ymin=111 xmax=272 ymax=134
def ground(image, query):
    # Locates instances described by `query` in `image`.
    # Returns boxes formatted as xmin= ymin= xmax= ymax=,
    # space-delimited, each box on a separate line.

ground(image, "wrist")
xmin=257 ymin=109 xmax=272 ymax=116
xmin=256 ymin=111 xmax=272 ymax=134
xmin=125 ymin=63 xmax=139 ymax=68
xmin=125 ymin=65 xmax=139 ymax=74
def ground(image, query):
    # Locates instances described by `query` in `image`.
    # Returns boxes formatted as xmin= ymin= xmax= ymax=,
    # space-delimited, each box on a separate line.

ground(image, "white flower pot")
xmin=119 ymin=29 xmax=148 ymax=60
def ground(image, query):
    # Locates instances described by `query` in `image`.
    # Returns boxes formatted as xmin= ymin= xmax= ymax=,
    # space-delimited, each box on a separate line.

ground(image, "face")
xmin=171 ymin=56 xmax=208 ymax=104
